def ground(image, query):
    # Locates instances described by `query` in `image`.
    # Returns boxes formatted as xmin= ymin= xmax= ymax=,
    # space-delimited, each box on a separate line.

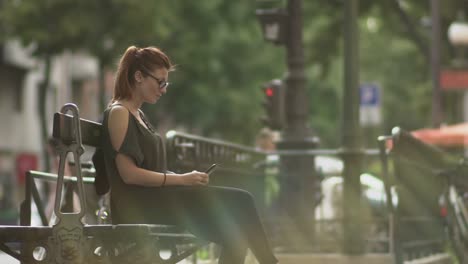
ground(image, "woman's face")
xmin=137 ymin=67 xmax=169 ymax=104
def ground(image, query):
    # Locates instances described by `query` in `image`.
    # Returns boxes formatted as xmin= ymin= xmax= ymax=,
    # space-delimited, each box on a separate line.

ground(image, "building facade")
xmin=0 ymin=40 xmax=103 ymax=223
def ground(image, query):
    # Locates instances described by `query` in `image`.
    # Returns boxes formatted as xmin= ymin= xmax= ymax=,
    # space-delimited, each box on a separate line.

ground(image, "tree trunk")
xmin=39 ymin=55 xmax=51 ymax=172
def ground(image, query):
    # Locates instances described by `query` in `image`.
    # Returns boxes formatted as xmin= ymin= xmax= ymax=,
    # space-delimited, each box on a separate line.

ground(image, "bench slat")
xmin=0 ymin=225 xmax=196 ymax=242
xmin=0 ymin=226 xmax=51 ymax=242
xmin=28 ymin=170 xmax=95 ymax=184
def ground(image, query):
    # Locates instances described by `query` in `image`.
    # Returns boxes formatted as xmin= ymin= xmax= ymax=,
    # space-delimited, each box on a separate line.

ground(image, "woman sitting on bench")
xmin=95 ymin=45 xmax=278 ymax=264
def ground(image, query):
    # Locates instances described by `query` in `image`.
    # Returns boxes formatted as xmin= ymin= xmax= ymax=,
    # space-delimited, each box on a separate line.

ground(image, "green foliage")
xmin=303 ymin=0 xmax=468 ymax=147
xmin=2 ymin=0 xmax=468 ymax=147
xmin=147 ymin=0 xmax=285 ymax=143
xmin=359 ymin=15 xmax=431 ymax=132
xmin=0 ymin=0 xmax=159 ymax=61
xmin=0 ymin=0 xmax=285 ymax=144
xmin=82 ymin=0 xmax=161 ymax=65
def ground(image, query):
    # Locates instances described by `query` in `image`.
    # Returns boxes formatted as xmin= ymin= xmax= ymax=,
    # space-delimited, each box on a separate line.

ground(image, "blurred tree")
xmin=1 ymin=0 xmax=94 ymax=171
xmin=144 ymin=0 xmax=285 ymax=143
xmin=300 ymin=0 xmax=468 ymax=147
xmin=0 ymin=0 xmax=159 ymax=170
xmin=81 ymin=0 xmax=161 ymax=109
xmin=0 ymin=0 xmax=285 ymax=146
xmin=2 ymin=0 xmax=467 ymax=150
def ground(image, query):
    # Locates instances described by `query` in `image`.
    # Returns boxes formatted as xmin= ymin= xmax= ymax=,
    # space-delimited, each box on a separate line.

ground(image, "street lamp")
xmin=448 ymin=20 xmax=468 ymax=66
xmin=441 ymin=19 xmax=468 ymax=92
xmin=255 ymin=8 xmax=287 ymax=45
xmin=448 ymin=21 xmax=468 ymax=45
xmin=447 ymin=17 xmax=468 ymax=153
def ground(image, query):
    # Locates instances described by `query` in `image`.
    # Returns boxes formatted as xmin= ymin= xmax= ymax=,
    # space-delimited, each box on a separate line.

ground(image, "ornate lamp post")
xmin=448 ymin=19 xmax=468 ymax=66
xmin=447 ymin=17 xmax=468 ymax=139
xmin=257 ymin=0 xmax=319 ymax=251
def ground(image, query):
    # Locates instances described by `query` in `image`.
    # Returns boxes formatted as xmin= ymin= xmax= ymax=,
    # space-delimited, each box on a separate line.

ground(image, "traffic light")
xmin=261 ymin=79 xmax=284 ymax=130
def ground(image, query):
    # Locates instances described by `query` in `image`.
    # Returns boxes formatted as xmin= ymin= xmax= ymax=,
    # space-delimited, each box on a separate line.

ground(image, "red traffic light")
xmin=261 ymin=79 xmax=284 ymax=130
xmin=265 ymin=87 xmax=274 ymax=97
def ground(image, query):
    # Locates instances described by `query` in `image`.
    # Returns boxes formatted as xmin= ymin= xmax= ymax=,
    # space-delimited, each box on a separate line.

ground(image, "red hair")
xmin=111 ymin=46 xmax=173 ymax=104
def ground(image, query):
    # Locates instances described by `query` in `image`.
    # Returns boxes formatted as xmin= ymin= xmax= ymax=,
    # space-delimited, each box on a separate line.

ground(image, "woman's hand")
xmin=180 ymin=171 xmax=209 ymax=186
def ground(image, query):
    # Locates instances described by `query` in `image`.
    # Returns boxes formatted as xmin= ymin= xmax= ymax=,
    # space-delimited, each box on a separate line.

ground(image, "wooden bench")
xmin=378 ymin=127 xmax=462 ymax=264
xmin=0 ymin=103 xmax=267 ymax=263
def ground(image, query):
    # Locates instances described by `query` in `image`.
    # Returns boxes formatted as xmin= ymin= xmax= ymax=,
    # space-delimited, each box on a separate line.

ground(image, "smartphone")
xmin=205 ymin=164 xmax=217 ymax=174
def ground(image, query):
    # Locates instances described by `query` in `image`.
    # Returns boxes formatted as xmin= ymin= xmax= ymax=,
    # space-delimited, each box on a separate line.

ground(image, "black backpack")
xmin=92 ymin=147 xmax=109 ymax=196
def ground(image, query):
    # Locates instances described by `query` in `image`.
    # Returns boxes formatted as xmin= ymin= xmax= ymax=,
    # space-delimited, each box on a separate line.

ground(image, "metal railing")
xmin=378 ymin=127 xmax=463 ymax=263
xmin=166 ymin=130 xmax=266 ymax=174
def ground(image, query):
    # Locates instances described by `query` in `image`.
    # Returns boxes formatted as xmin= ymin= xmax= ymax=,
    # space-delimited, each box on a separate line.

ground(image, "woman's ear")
xmin=134 ymin=70 xmax=143 ymax=83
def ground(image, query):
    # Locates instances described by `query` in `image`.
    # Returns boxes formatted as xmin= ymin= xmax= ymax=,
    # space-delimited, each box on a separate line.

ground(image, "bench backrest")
xmin=390 ymin=127 xmax=457 ymax=217
xmin=381 ymin=127 xmax=460 ymax=261
xmin=53 ymin=112 xmax=102 ymax=147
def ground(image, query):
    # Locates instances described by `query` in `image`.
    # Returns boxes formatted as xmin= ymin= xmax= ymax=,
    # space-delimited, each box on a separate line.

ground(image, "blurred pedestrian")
xmin=255 ymin=128 xmax=281 ymax=215
xmin=93 ymin=46 xmax=278 ymax=264
xmin=255 ymin=128 xmax=278 ymax=152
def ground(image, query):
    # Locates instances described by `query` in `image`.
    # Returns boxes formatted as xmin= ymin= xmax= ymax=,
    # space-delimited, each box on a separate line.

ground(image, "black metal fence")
xmin=166 ymin=130 xmax=267 ymax=209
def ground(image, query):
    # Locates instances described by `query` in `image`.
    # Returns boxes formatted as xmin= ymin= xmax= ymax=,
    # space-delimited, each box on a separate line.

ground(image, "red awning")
xmin=411 ymin=123 xmax=468 ymax=147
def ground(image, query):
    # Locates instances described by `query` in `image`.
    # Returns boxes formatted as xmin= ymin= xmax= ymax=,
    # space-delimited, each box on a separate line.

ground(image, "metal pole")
xmin=342 ymin=0 xmax=364 ymax=254
xmin=276 ymin=0 xmax=319 ymax=252
xmin=284 ymin=0 xmax=307 ymax=140
xmin=430 ymin=0 xmax=443 ymax=127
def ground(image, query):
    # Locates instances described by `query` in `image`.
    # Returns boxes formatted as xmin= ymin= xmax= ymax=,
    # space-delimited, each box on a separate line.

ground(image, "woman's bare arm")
xmin=108 ymin=106 xmax=208 ymax=186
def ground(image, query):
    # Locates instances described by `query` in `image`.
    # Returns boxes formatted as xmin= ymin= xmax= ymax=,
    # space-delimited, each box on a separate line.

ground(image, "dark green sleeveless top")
xmin=100 ymin=105 xmax=166 ymax=223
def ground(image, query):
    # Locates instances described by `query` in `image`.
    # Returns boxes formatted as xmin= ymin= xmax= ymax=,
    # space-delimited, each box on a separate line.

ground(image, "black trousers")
xmin=132 ymin=185 xmax=278 ymax=264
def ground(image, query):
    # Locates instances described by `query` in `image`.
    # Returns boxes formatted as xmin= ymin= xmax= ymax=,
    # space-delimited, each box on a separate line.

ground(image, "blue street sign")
xmin=360 ymin=83 xmax=380 ymax=107
xmin=360 ymin=83 xmax=381 ymax=126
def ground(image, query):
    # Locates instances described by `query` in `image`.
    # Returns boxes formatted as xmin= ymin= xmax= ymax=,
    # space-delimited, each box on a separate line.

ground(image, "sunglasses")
xmin=140 ymin=69 xmax=170 ymax=89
